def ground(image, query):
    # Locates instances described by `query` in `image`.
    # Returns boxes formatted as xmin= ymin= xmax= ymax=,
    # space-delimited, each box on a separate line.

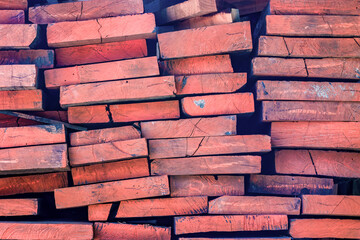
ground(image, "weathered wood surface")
xmin=275 ymin=150 xmax=360 ymax=178
xmin=170 ymin=175 xmax=244 ymax=197
xmin=116 ymin=196 xmax=207 ymax=218
xmin=158 ymin=22 xmax=252 ymax=59
xmin=54 ymin=175 xmax=169 ymax=209
xmin=0 ymin=0 xmax=27 ymax=10
xmin=0 ymin=90 xmax=43 ymax=111
xmin=271 ymin=122 xmax=360 ymax=150
xmin=182 ymin=93 xmax=254 ymax=116
xmin=0 ymin=10 xmax=24 ymax=24
xmin=0 ymin=199 xmax=38 ymax=216
xmin=151 ymin=155 xmax=261 ymax=175
xmin=0 ymin=24 xmax=39 ymax=49
xmin=149 ymin=135 xmax=271 ymax=159
xmin=209 ymin=196 xmax=301 ymax=215
xmin=0 ymin=50 xmax=54 ymax=69
xmin=141 ymin=115 xmax=237 ymax=139
xmin=249 ymin=175 xmax=335 ymax=195
xmin=88 ymin=203 xmax=112 ymax=221
xmin=47 ymin=13 xmax=156 ymax=48
xmin=71 ymin=158 xmax=149 ymax=185
xmin=69 ymin=138 xmax=148 ymax=166
xmin=68 ymin=105 xmax=109 ymax=124
xmin=252 ymin=57 xmax=307 ymax=77
xmin=174 ymin=215 xmax=288 ymax=234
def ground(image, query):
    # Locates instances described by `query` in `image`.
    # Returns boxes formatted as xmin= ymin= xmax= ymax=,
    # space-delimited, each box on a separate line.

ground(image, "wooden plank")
xmin=159 ymin=54 xmax=233 ymax=75
xmin=158 ymin=22 xmax=252 ymax=59
xmin=0 ymin=10 xmax=24 ymax=24
xmin=175 ymin=73 xmax=246 ymax=96
xmin=271 ymin=122 xmax=360 ymax=150
xmin=249 ymin=175 xmax=335 ymax=195
xmin=0 ymin=24 xmax=39 ymax=49
xmin=181 ymin=93 xmax=254 ymax=116
xmin=71 ymin=158 xmax=149 ymax=185
xmin=149 ymin=135 xmax=271 ymax=159
xmin=0 ymin=50 xmax=54 ymax=69
xmin=266 ymin=15 xmax=360 ymax=37
xmin=209 ymin=196 xmax=301 ymax=215
xmin=68 ymin=105 xmax=108 ymax=124
xmin=0 ymin=172 xmax=68 ymax=196
xmin=70 ymin=126 xmax=140 ymax=146
xmin=269 ymin=0 xmax=360 ymax=15
xmin=275 ymin=149 xmax=360 ymax=178
xmin=94 ymin=222 xmax=171 ymax=240
xmin=0 ymin=90 xmax=43 ymax=111
xmin=0 ymin=222 xmax=93 ymax=240
xmin=155 ymin=0 xmax=217 ymax=25
xmin=46 ymin=56 xmax=159 ymax=89
xmin=69 ymin=138 xmax=148 ymax=167
xmin=252 ymin=57 xmax=307 ymax=77
xmin=88 ymin=204 xmax=112 ymax=221
xmin=54 ymin=175 xmax=169 ymax=209
xmin=116 ymin=196 xmax=207 ymax=218
xmin=47 ymin=13 xmax=156 ymax=48
xmin=262 ymin=101 xmax=360 ymax=122
xmin=290 ymin=218 xmax=360 ymax=239
xmin=29 ymin=0 xmax=144 ymax=24
xmin=151 ymin=155 xmax=261 ymax=175
xmin=141 ymin=115 xmax=237 ymax=139
xmin=110 ymin=100 xmax=180 ymax=123
xmin=306 ymin=58 xmax=360 ymax=80
xmin=257 ymin=80 xmax=360 ymax=102
xmin=170 ymin=175 xmax=244 ymax=197
xmin=174 ymin=215 xmax=288 ymax=234
xmin=55 ymin=39 xmax=147 ymax=67
xmin=0 ymin=199 xmax=38 ymax=216
xmin=0 ymin=0 xmax=27 ymax=10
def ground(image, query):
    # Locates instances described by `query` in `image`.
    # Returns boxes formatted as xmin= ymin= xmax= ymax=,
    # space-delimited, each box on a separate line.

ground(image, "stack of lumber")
xmin=0 ymin=0 xmax=358 ymax=239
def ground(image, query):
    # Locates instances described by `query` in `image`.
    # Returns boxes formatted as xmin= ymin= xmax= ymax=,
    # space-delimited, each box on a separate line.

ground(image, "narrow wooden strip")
xmin=209 ymin=196 xmax=300 ymax=215
xmin=151 ymin=155 xmax=261 ymax=175
xmin=141 ymin=115 xmax=237 ymax=139
xmin=249 ymin=175 xmax=335 ymax=195
xmin=149 ymin=135 xmax=271 ymax=159
xmin=175 ymin=10 xmax=234 ymax=30
xmin=68 ymin=105 xmax=109 ymax=124
xmin=306 ymin=58 xmax=360 ymax=80
xmin=0 ymin=0 xmax=27 ymax=10
xmin=0 ymin=10 xmax=24 ymax=24
xmin=175 ymin=215 xmax=288 ymax=234
xmin=271 ymin=122 xmax=360 ymax=150
xmin=252 ymin=57 xmax=307 ymax=77
xmin=0 ymin=90 xmax=43 ymax=111
xmin=0 ymin=199 xmax=38 ymax=216
xmin=0 ymin=50 xmax=54 ymax=69
xmin=54 ymin=175 xmax=169 ymax=209
xmin=71 ymin=158 xmax=149 ymax=185
xmin=0 ymin=24 xmax=38 ymax=49
xmin=69 ymin=138 xmax=148 ymax=167
xmin=170 ymin=175 xmax=244 ymax=197
xmin=88 ymin=204 xmax=112 ymax=221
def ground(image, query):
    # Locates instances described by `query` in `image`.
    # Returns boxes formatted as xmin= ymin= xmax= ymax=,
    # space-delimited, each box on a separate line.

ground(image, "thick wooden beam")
xmin=0 ymin=10 xmax=24 ymax=24
xmin=252 ymin=57 xmax=307 ymax=77
xmin=0 ymin=199 xmax=38 ymax=216
xmin=88 ymin=204 xmax=112 ymax=221
xmin=0 ymin=24 xmax=39 ymax=49
xmin=0 ymin=0 xmax=27 ymax=10
xmin=0 ymin=50 xmax=54 ymax=69
xmin=0 ymin=90 xmax=43 ymax=111
xmin=68 ymin=105 xmax=109 ymax=124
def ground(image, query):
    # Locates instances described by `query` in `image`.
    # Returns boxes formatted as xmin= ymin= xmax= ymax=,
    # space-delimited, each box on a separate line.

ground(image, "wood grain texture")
xmin=271 ymin=122 xmax=360 ymax=150
xmin=269 ymin=0 xmax=360 ymax=15
xmin=0 ymin=10 xmax=24 ymax=24
xmin=0 ymin=24 xmax=38 ymax=49
xmin=88 ymin=203 xmax=112 ymax=221
xmin=0 ymin=199 xmax=38 ymax=216
xmin=151 ymin=155 xmax=261 ymax=175
xmin=158 ymin=22 xmax=252 ymax=59
xmin=275 ymin=149 xmax=360 ymax=178
xmin=257 ymin=80 xmax=360 ymax=102
xmin=60 ymin=76 xmax=176 ymax=107
xmin=0 ymin=222 xmax=93 ymax=240
xmin=55 ymin=175 xmax=169 ymax=209
xmin=0 ymin=49 xmax=53 ymax=69
xmin=149 ymin=135 xmax=271 ymax=159
xmin=0 ymin=0 xmax=27 ymax=10
xmin=159 ymin=55 xmax=233 ymax=75
xmin=0 ymin=65 xmax=37 ymax=90
xmin=47 ymin=13 xmax=156 ymax=48
xmin=69 ymin=138 xmax=148 ymax=166
xmin=55 ymin=39 xmax=147 ymax=67
xmin=0 ymin=89 xmax=43 ymax=111
xmin=141 ymin=115 xmax=237 ymax=139
xmin=170 ymin=175 xmax=244 ymax=197
xmin=181 ymin=93 xmax=254 ymax=116
xmin=71 ymin=158 xmax=149 ymax=185
xmin=174 ymin=215 xmax=288 ymax=234
xmin=175 ymin=11 xmax=234 ymax=30
xmin=68 ymin=105 xmax=108 ymax=124
xmin=70 ymin=126 xmax=140 ymax=146
xmin=175 ymin=73 xmax=246 ymax=95
xmin=0 ymin=124 xmax=65 ymax=148
xmin=249 ymin=175 xmax=335 ymax=195
xmin=94 ymin=222 xmax=171 ymax=240
xmin=209 ymin=196 xmax=300 ymax=215
xmin=29 ymin=0 xmax=144 ymax=24
xmin=266 ymin=15 xmax=360 ymax=37
xmin=116 ymin=196 xmax=207 ymax=218
xmin=262 ymin=101 xmax=360 ymax=122
xmin=252 ymin=57 xmax=307 ymax=77
xmin=46 ymin=56 xmax=159 ymax=89
xmin=290 ymin=218 xmax=360 ymax=239
xmin=0 ymin=172 xmax=68 ymax=196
